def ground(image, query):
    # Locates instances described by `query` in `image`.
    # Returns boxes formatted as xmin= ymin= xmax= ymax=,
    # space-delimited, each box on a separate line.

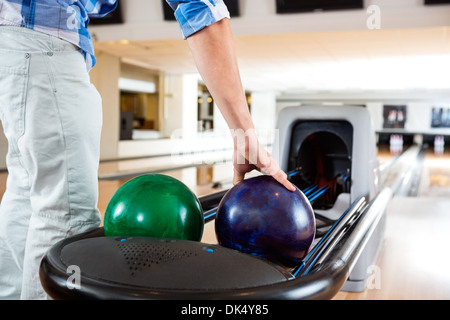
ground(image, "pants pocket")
xmin=0 ymin=50 xmax=30 ymax=145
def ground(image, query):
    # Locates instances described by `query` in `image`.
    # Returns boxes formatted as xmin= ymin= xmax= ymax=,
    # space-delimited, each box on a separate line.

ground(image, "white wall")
xmin=250 ymin=91 xmax=278 ymax=148
xmin=251 ymin=92 xmax=277 ymax=131
xmin=161 ymin=73 xmax=198 ymax=139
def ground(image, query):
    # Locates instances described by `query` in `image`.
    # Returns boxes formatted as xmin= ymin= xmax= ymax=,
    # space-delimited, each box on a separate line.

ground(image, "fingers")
xmin=232 ymin=132 xmax=296 ymax=191
xmin=233 ymin=158 xmax=296 ymax=192
xmin=254 ymin=155 xmax=293 ymax=191
xmin=272 ymin=169 xmax=297 ymax=192
xmin=233 ymin=167 xmax=296 ymax=191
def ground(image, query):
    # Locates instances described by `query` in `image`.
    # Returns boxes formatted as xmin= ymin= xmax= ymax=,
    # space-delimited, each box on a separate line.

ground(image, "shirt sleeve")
xmin=166 ymin=0 xmax=230 ymax=39
xmin=85 ymin=0 xmax=118 ymax=18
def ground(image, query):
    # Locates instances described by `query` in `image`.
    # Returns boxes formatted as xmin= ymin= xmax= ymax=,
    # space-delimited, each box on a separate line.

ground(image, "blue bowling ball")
xmin=215 ymin=175 xmax=315 ymax=267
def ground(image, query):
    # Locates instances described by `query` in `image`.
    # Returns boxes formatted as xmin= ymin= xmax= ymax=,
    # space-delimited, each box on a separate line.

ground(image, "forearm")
xmin=186 ymin=18 xmax=253 ymax=131
xmin=186 ymin=18 xmax=295 ymax=191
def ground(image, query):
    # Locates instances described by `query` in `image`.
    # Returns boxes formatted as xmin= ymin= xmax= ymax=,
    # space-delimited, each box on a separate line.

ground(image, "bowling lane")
xmin=418 ymin=149 xmax=450 ymax=197
xmin=377 ymin=144 xmax=450 ymax=198
xmin=98 ymin=148 xmax=233 ymax=181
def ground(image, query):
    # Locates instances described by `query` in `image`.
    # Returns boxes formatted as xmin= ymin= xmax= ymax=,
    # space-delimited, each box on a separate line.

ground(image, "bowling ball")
xmin=104 ymin=174 xmax=204 ymax=241
xmin=215 ymin=175 xmax=315 ymax=267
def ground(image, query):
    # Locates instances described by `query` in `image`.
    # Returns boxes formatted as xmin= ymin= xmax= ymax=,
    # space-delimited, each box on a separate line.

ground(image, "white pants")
xmin=0 ymin=26 xmax=102 ymax=299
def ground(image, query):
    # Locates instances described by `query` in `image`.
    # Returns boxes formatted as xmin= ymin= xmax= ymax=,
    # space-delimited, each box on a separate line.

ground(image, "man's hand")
xmin=232 ymin=128 xmax=295 ymax=191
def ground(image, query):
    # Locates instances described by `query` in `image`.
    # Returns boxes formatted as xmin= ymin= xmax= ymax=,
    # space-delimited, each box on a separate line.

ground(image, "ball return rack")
xmin=39 ymin=185 xmax=392 ymax=299
xmin=39 ymin=106 xmax=421 ymax=299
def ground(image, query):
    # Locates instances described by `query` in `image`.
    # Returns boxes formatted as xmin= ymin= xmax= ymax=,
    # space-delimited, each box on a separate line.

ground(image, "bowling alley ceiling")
xmin=93 ymin=26 xmax=450 ymax=93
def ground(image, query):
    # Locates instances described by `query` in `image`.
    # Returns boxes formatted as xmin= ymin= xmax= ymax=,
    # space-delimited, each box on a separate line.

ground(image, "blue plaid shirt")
xmin=0 ymin=0 xmax=230 ymax=70
xmin=166 ymin=0 xmax=229 ymax=39
xmin=0 ymin=0 xmax=117 ymax=69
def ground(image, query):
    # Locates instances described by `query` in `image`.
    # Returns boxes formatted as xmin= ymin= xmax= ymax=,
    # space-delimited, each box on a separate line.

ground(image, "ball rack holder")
xmin=39 ymin=186 xmax=393 ymax=300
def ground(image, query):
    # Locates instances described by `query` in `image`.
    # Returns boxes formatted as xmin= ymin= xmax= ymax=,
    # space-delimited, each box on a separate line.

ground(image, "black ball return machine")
xmin=39 ymin=106 xmax=391 ymax=299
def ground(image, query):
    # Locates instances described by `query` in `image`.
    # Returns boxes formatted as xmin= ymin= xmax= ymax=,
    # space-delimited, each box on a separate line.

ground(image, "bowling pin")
xmin=434 ymin=136 xmax=444 ymax=155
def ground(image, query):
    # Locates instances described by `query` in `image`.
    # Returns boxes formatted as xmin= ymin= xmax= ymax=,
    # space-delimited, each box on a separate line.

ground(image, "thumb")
xmin=233 ymin=168 xmax=246 ymax=185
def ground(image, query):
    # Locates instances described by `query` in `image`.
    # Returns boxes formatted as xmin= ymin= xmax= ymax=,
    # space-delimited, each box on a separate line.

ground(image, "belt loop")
xmin=50 ymin=33 xmax=56 ymax=52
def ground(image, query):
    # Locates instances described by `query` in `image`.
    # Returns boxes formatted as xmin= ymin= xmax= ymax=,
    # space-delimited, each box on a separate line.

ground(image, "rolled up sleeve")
xmin=166 ymin=0 xmax=230 ymax=39
xmin=85 ymin=0 xmax=118 ymax=18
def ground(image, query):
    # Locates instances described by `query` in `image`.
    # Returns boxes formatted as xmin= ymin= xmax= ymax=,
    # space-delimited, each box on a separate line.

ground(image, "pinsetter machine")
xmin=40 ymin=105 xmax=394 ymax=299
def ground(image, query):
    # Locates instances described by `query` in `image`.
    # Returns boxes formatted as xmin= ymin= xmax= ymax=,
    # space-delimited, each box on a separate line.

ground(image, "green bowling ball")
xmin=104 ymin=174 xmax=204 ymax=241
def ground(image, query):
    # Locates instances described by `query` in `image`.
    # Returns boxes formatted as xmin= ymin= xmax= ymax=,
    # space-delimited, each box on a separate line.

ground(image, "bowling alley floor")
xmin=334 ymin=147 xmax=450 ymax=300
xmin=1 ymin=146 xmax=449 ymax=300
